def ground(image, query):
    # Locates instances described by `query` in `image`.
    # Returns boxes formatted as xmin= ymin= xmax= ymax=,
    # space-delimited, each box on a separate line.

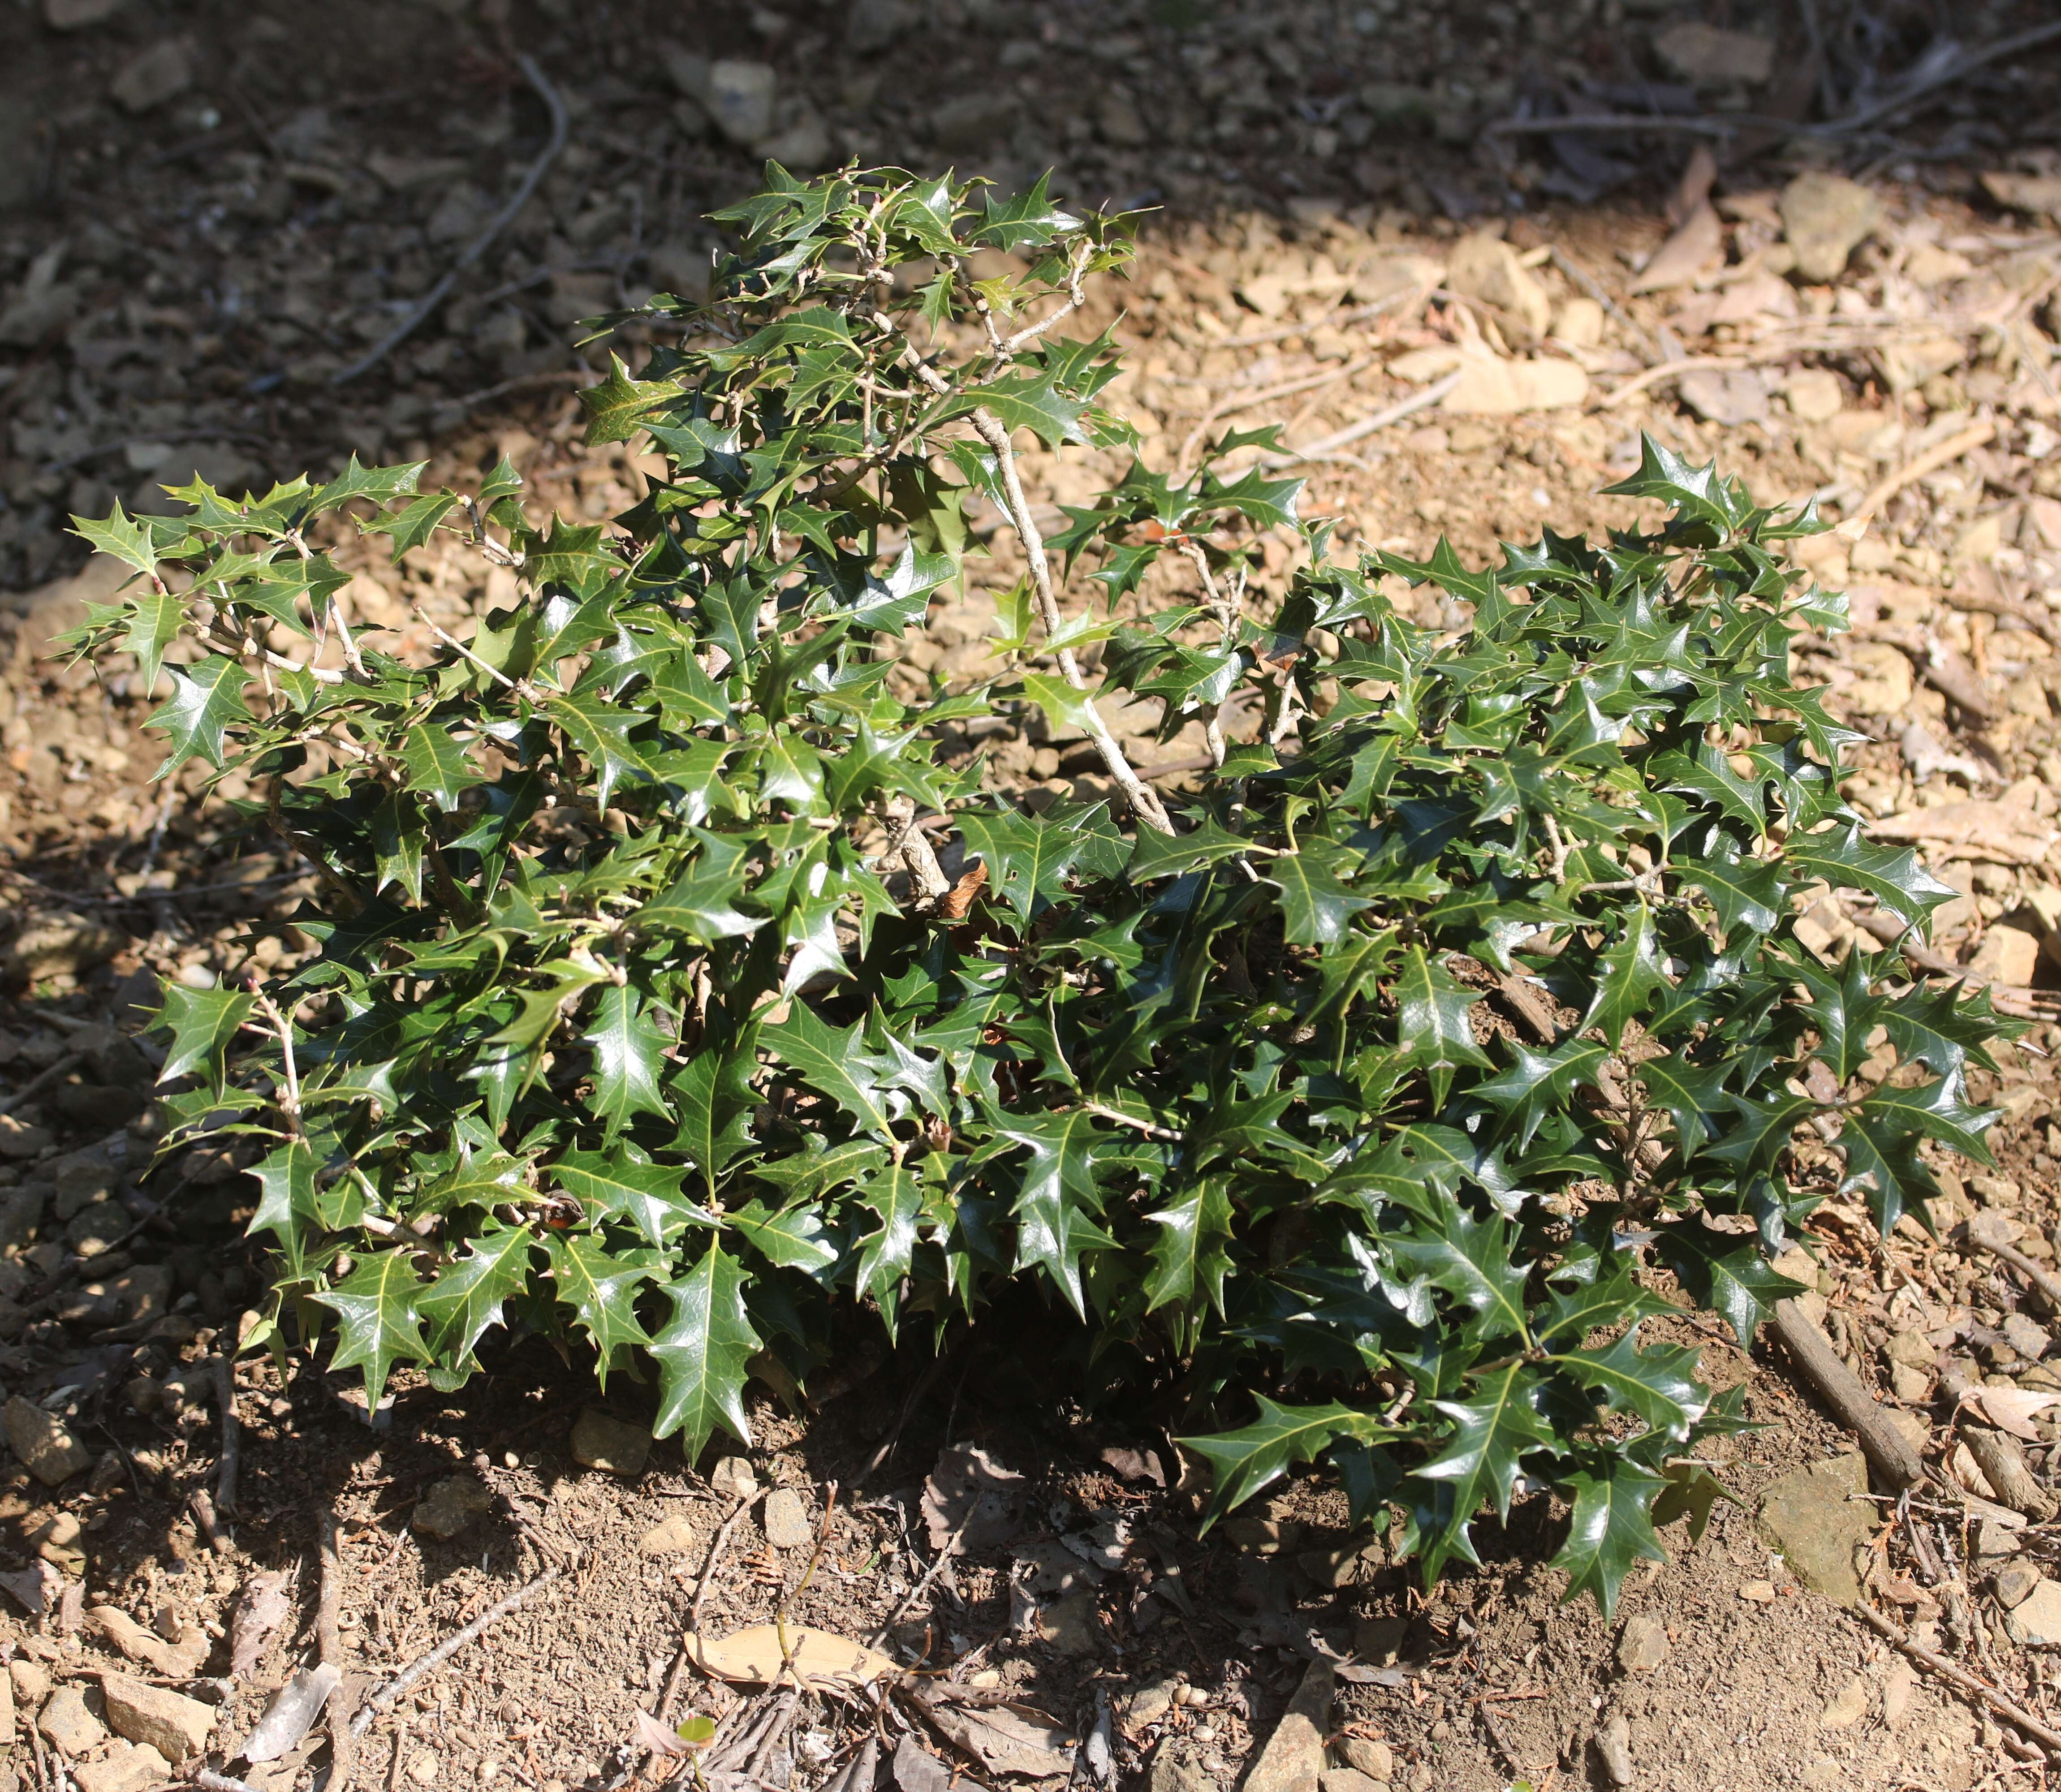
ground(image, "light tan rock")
xmin=1444 ymin=234 xmax=1550 ymax=337
xmin=569 ymin=1409 xmax=649 ymax=1478
xmin=1630 ymin=202 xmax=1723 ymax=294
xmin=1550 ymin=296 xmax=1604 ymax=348
xmin=5 ymin=1399 xmax=90 ymax=1486
xmin=38 ymin=1686 xmax=106 ymax=1756
xmin=1785 ymin=369 xmax=1844 ymax=422
xmin=1336 ymin=1736 xmax=1393 ymax=1780
xmin=100 ymin=1673 xmax=215 ymax=1765
xmin=1970 ymin=923 xmax=2042 ymax=987
xmin=1617 ymin=1613 xmax=1669 ymax=1673
xmin=1242 ymin=1658 xmax=1332 ymax=1792
xmin=638 ymin=1512 xmax=697 ymax=1554
xmin=413 ymin=1473 xmax=493 ymax=1542
xmin=1443 ymin=356 xmax=1588 ymax=416
xmin=73 ymin=1743 xmax=170 ymax=1792
xmin=1841 ymin=641 xmax=1914 ymax=715
xmin=1782 ymin=171 xmax=1881 ymax=284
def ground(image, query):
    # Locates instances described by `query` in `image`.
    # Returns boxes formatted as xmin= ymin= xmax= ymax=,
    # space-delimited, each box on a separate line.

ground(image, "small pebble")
xmin=1739 ymin=1579 xmax=1777 ymax=1603
xmin=408 ymin=1752 xmax=439 ymax=1786
xmin=763 ymin=1486 xmax=814 ymax=1550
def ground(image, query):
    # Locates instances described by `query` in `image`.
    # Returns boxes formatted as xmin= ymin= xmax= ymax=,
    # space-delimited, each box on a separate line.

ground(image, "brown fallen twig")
xmin=188 ymin=1488 xmax=232 ymax=1558
xmin=1960 ymin=1217 xmax=2061 ymax=1313
xmin=349 ymin=1554 xmax=569 ymax=1736
xmin=319 ymin=1504 xmax=355 ymax=1791
xmin=687 ymin=1488 xmax=766 ymax=1657
xmin=331 ymin=55 xmax=568 ymax=385
xmin=1842 ymin=907 xmax=2061 ymax=1020
xmin=1258 ymin=368 xmax=1465 ymax=468
xmin=1768 ymin=1299 xmax=1923 ymax=1487
xmin=1848 ymin=419 xmax=1996 ymax=528
xmin=868 ymin=1509 xmax=974 ymax=1652
xmin=1854 ymin=1602 xmax=2061 ymax=1758
xmin=213 ymin=1355 xmax=240 ymax=1515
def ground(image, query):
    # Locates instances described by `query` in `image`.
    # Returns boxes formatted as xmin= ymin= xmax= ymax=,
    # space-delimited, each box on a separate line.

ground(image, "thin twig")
xmin=1257 ymin=369 xmax=1463 ymax=468
xmin=867 ymin=1511 xmax=972 ymax=1652
xmin=332 ymin=55 xmax=569 ymax=385
xmin=189 ymin=1487 xmax=232 ymax=1557
xmin=1485 ymin=113 xmax=1738 ymax=138
xmin=1808 ymin=20 xmax=2061 ymax=138
xmin=1847 ymin=418 xmax=1996 ymax=527
xmin=1960 ymin=1220 xmax=2061 ymax=1313
xmin=1854 ymin=1602 xmax=2061 ymax=1757
xmin=0 ymin=1048 xmax=87 ymax=1119
xmin=688 ymin=1490 xmax=766 ymax=1655
xmin=350 ymin=1555 xmax=569 ymax=1736
xmin=193 ymin=1772 xmax=267 ymax=1792
xmin=1548 ymin=246 xmax=1665 ymax=368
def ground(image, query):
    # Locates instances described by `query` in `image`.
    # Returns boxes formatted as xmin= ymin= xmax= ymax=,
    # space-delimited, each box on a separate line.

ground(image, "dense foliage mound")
xmin=66 ymin=165 xmax=2009 ymax=1611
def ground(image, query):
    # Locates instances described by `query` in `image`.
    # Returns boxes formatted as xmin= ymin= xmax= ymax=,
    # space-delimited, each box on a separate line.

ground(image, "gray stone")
xmin=1336 ymin=1736 xmax=1393 ymax=1781
xmin=1617 ymin=1612 xmax=1669 ymax=1673
xmin=638 ymin=1512 xmax=696 ymax=1555
xmin=2005 ymin=1314 xmax=2051 ymax=1362
xmin=0 ymin=1186 xmax=47 ymax=1246
xmin=1444 ymin=233 xmax=1550 ymax=337
xmin=4 ymin=917 xmax=121 ymax=986
xmin=1320 ymin=1773 xmax=1382 ymax=1792
xmin=1352 ymin=1615 xmax=1406 ymax=1666
xmin=46 ymin=0 xmax=128 ymax=28
xmin=1149 ymin=1747 xmax=1212 ymax=1792
xmin=847 ymin=0 xmax=915 ymax=54
xmin=931 ymin=91 xmax=1018 ymax=153
xmin=413 ymin=1473 xmax=493 ymax=1542
xmin=1677 ymin=368 xmax=1769 ymax=427
xmin=5 ymin=1397 xmax=90 ymax=1486
xmin=1127 ymin=1675 xmax=1179 ymax=1728
xmin=1035 ymin=1589 xmax=1101 ymax=1657
xmin=100 ymin=1673 xmax=214 ymax=1765
xmin=569 ymin=1409 xmax=650 ymax=1478
xmin=1757 ymin=1452 xmax=1873 ymax=1605
xmin=1096 ymin=92 xmax=1148 ymax=147
xmin=2004 ymin=1577 xmax=2061 ymax=1646
xmin=757 ymin=110 xmax=833 ymax=174
xmin=1654 ymin=22 xmax=1774 ymax=84
xmin=1595 ymin=1710 xmax=1634 ymax=1787
xmin=762 ymin=1486 xmax=813 ymax=1550
xmin=1781 ymin=171 xmax=1881 ymax=284
xmin=710 ymin=1455 xmax=757 ymax=1499
xmin=1997 ymin=1562 xmax=2043 ymax=1609
xmin=109 ymin=40 xmax=193 ymax=114
xmin=704 ymin=60 xmax=777 ymax=147
xmin=38 ymin=1686 xmax=106 ymax=1756
xmin=1242 ymin=1657 xmax=1332 ymax=1792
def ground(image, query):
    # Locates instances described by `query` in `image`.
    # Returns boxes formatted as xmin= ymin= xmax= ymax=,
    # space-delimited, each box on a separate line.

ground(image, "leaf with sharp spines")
xmin=1143 ymin=1178 xmax=1233 ymax=1317
xmin=1579 ymin=902 xmax=1669 ymax=1046
xmin=582 ymin=353 xmax=681 ymax=444
xmin=544 ymin=1232 xmax=653 ymax=1382
xmin=580 ymin=985 xmax=673 ymax=1136
xmin=1836 ymin=1113 xmax=1942 ymax=1241
xmin=1676 ymin=844 xmax=1785 ymax=940
xmin=987 ymin=1107 xmax=1119 ymax=1315
xmin=147 ymin=655 xmax=253 ymax=773
xmin=114 ymin=588 xmax=185 ymax=695
xmin=156 ymin=982 xmax=255 ymax=1089
xmin=418 ymin=1225 xmax=534 ymax=1386
xmin=1392 ymin=945 xmax=1491 ymax=1107
xmin=1854 ymin=1071 xmax=1997 ymax=1165
xmin=1411 ymin=1364 xmax=1557 ymax=1574
xmin=310 ymin=455 xmax=425 ymax=516
xmin=398 ymin=723 xmax=485 ymax=811
xmin=764 ymin=1002 xmax=910 ymax=1142
xmin=312 ymin=1248 xmax=432 ymax=1410
xmin=1552 ymin=1458 xmax=1669 ymax=1618
xmin=1634 ymin=1053 xmax=1733 ymax=1163
xmin=1552 ymin=1324 xmax=1708 ymax=1440
xmin=852 ymin=1161 xmax=923 ymax=1337
xmin=554 ymin=1146 xmax=701 ymax=1248
xmin=725 ymin=1198 xmax=839 ymax=1274
xmin=650 ymin=1241 xmax=760 ymax=1461
xmin=1655 ymin=1230 xmax=1802 ymax=1344
xmin=1267 ymin=849 xmax=1374 ymax=946
xmin=1783 ymin=824 xmax=1958 ymax=930
xmin=1388 ymin=1201 xmax=1532 ymax=1345
xmin=71 ymin=500 xmax=159 ymax=577
xmin=956 ymin=806 xmax=1099 ymax=922
xmin=1180 ymin=1397 xmax=1376 ymax=1529
xmin=247 ymin=1140 xmax=319 ymax=1278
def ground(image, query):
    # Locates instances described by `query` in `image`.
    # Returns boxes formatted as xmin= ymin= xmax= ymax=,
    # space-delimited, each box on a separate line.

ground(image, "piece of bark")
xmin=1770 ymin=1300 xmax=1923 ymax=1487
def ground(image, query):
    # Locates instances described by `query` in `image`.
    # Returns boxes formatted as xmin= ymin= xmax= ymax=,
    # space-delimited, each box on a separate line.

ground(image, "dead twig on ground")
xmin=350 ymin=1554 xmax=569 ymax=1736
xmin=868 ymin=1510 xmax=973 ymax=1653
xmin=213 ymin=1355 xmax=240 ymax=1515
xmin=1768 ymin=1299 xmax=1923 ymax=1487
xmin=1842 ymin=906 xmax=2061 ymax=1019
xmin=188 ymin=1487 xmax=232 ymax=1557
xmin=1257 ymin=369 xmax=1464 ymax=469
xmin=319 ymin=1505 xmax=355 ymax=1791
xmin=1848 ymin=419 xmax=1997 ymax=528
xmin=1939 ymin=1364 xmax=2059 ymax=1521
xmin=688 ymin=1489 xmax=766 ymax=1655
xmin=1959 ymin=1217 xmax=2061 ymax=1313
xmin=1855 ymin=1602 xmax=2061 ymax=1759
xmin=332 ymin=55 xmax=569 ymax=385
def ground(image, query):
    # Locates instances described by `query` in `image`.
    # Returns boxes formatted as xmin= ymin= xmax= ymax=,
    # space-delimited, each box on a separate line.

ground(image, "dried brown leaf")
xmin=685 ymin=1623 xmax=897 ymax=1689
xmin=230 ymin=1569 xmax=293 ymax=1678
xmin=922 ymin=1441 xmax=1025 ymax=1555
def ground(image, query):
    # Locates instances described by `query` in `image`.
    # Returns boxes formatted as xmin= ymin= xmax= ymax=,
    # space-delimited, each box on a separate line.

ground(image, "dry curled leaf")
xmin=919 ymin=1691 xmax=1074 ymax=1779
xmin=1098 ymin=1445 xmax=1164 ymax=1487
xmin=229 ymin=1569 xmax=293 ymax=1678
xmin=1963 ymin=1384 xmax=2061 ymax=1442
xmin=937 ymin=860 xmax=987 ymax=920
xmin=685 ymin=1623 xmax=897 ymax=1689
xmin=923 ymin=1441 xmax=1026 ymax=1555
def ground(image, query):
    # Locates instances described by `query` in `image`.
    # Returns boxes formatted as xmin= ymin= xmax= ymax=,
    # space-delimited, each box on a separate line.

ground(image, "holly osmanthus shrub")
xmin=66 ymin=164 xmax=2010 ymax=1612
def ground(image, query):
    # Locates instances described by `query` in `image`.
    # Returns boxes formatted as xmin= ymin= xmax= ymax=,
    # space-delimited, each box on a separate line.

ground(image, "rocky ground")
xmin=6 ymin=1 xmax=2061 ymax=1790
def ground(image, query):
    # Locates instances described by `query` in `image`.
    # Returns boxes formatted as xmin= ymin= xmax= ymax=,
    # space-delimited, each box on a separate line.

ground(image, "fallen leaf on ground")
xmin=1098 ymin=1444 xmax=1164 ymax=1486
xmin=629 ymin=1710 xmax=707 ymax=1758
xmin=1948 ymin=1441 xmax=2001 ymax=1502
xmin=1963 ymin=1384 xmax=2061 ymax=1442
xmin=893 ymin=1732 xmax=951 ymax=1792
xmin=919 ymin=1693 xmax=1074 ymax=1778
xmin=243 ymin=1663 xmax=341 ymax=1763
xmin=0 ymin=1560 xmax=59 ymax=1617
xmin=685 ymin=1623 xmax=897 ymax=1689
xmin=230 ymin=1569 xmax=293 ymax=1677
xmin=1870 ymin=788 xmax=2059 ymax=866
xmin=922 ymin=1441 xmax=1026 ymax=1555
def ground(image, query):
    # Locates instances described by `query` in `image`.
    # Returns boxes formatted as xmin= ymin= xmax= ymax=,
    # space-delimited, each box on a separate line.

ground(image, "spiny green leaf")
xmin=313 ymin=1249 xmax=431 ymax=1410
xmin=650 ymin=1241 xmax=761 ymax=1461
xmin=156 ymin=983 xmax=256 ymax=1088
xmin=1181 ymin=1397 xmax=1378 ymax=1529
xmin=581 ymin=986 xmax=673 ymax=1135
xmin=545 ymin=1231 xmax=653 ymax=1380
xmin=1553 ymin=1459 xmax=1669 ymax=1617
xmin=147 ymin=656 xmax=253 ymax=772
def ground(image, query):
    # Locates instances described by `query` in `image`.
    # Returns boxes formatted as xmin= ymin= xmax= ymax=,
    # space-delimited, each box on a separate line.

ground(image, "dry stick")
xmin=1947 ymin=585 xmax=2061 ymax=650
xmin=212 ymin=1355 xmax=240 ymax=1515
xmin=1961 ymin=1220 xmax=2061 ymax=1313
xmin=1767 ymin=1299 xmax=1923 ymax=1488
xmin=867 ymin=1511 xmax=973 ymax=1652
xmin=331 ymin=54 xmax=569 ymax=385
xmin=1809 ymin=18 xmax=2061 ymax=138
xmin=0 ymin=1048 xmax=88 ymax=1119
xmin=1847 ymin=418 xmax=1997 ymax=528
xmin=1598 ymin=357 xmax=1749 ymax=408
xmin=319 ymin=1505 xmax=355 ymax=1792
xmin=1937 ymin=1365 xmax=2059 ymax=1521
xmin=1854 ymin=1602 xmax=2061 ymax=1758
xmin=1843 ymin=906 xmax=2061 ymax=1019
xmin=350 ymin=1555 xmax=569 ymax=1736
xmin=1548 ymin=246 xmax=1665 ymax=368
xmin=188 ymin=1487 xmax=232 ymax=1558
xmin=1257 ymin=368 xmax=1465 ymax=469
